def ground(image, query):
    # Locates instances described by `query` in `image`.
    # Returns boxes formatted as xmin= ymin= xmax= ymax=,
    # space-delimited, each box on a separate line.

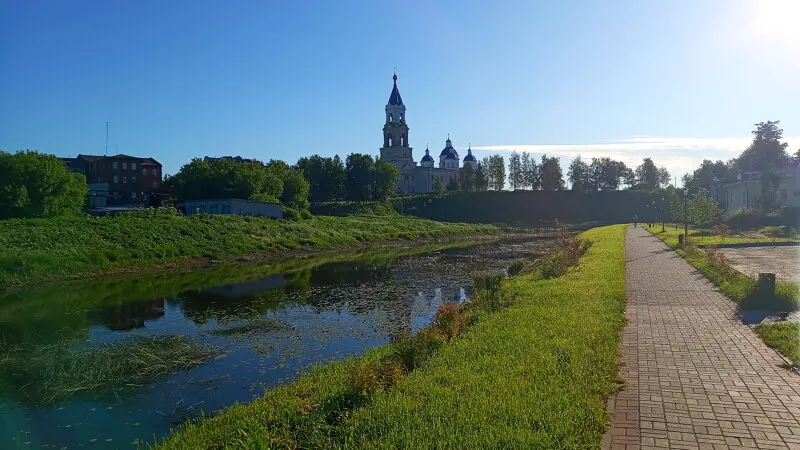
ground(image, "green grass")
xmin=648 ymin=224 xmax=798 ymax=246
xmin=153 ymin=225 xmax=626 ymax=449
xmin=0 ymin=335 xmax=217 ymax=404
xmin=0 ymin=214 xmax=498 ymax=287
xmin=754 ymin=323 xmax=800 ymax=367
xmin=209 ymin=315 xmax=285 ymax=339
xmin=645 ymin=225 xmax=799 ymax=368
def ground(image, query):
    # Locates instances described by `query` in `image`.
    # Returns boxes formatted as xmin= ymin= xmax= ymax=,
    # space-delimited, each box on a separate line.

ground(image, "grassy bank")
xmin=645 ymin=225 xmax=799 ymax=368
xmin=647 ymin=224 xmax=798 ymax=247
xmin=154 ymin=225 xmax=626 ymax=449
xmin=0 ymin=213 xmax=497 ymax=287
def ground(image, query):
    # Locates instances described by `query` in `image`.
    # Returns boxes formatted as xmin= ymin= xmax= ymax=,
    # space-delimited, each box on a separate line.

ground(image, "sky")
xmin=2 ymin=0 xmax=799 ymax=185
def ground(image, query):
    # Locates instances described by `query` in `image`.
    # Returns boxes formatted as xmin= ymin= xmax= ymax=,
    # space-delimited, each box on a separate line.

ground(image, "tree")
xmin=166 ymin=157 xmax=284 ymax=203
xmin=0 ymin=150 xmax=87 ymax=219
xmin=459 ymin=163 xmax=475 ymax=192
xmin=266 ymin=160 xmax=310 ymax=210
xmin=345 ymin=153 xmax=375 ymax=201
xmin=539 ymin=155 xmax=564 ymax=191
xmin=372 ymin=160 xmax=399 ymax=201
xmin=433 ymin=177 xmax=445 ymax=197
xmin=588 ymin=157 xmax=629 ymax=191
xmin=758 ymin=171 xmax=781 ymax=213
xmin=508 ymin=151 xmax=522 ymax=190
xmin=520 ymin=152 xmax=534 ymax=190
xmin=567 ymin=155 xmax=591 ymax=192
xmin=446 ymin=175 xmax=460 ymax=191
xmin=688 ymin=188 xmax=721 ymax=235
xmin=657 ymin=166 xmax=671 ymax=189
xmin=296 ymin=154 xmax=346 ymax=202
xmin=635 ymin=158 xmax=659 ymax=189
xmin=487 ymin=155 xmax=506 ymax=190
xmin=474 ymin=161 xmax=488 ymax=191
xmin=734 ymin=121 xmax=790 ymax=172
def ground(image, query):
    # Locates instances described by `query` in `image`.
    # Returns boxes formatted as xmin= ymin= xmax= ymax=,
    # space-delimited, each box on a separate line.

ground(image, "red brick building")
xmin=63 ymin=154 xmax=162 ymax=206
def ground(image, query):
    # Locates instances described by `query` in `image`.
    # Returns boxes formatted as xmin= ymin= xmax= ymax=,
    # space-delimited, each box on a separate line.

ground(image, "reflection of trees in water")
xmin=88 ymin=299 xmax=165 ymax=331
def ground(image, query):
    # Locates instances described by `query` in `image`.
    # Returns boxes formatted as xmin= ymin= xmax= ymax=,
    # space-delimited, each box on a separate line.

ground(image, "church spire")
xmin=388 ymin=72 xmax=403 ymax=106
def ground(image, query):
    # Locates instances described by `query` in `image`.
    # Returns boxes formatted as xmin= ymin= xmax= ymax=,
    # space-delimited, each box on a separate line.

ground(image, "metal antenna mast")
xmin=105 ymin=121 xmax=109 ymax=156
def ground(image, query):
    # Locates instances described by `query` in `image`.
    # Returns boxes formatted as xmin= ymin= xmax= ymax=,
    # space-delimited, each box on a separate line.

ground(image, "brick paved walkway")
xmin=607 ymin=227 xmax=800 ymax=449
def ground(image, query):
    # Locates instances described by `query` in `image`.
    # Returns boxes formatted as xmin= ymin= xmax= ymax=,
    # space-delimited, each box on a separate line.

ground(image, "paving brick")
xmin=605 ymin=227 xmax=800 ymax=449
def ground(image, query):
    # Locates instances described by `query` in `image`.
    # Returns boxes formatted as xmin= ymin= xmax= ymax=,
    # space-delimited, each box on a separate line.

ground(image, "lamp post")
xmin=683 ymin=189 xmax=689 ymax=239
xmin=661 ymin=196 xmax=665 ymax=232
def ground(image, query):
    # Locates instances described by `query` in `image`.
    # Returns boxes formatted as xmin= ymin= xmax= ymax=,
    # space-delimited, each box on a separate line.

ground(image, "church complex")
xmin=378 ymin=73 xmax=476 ymax=194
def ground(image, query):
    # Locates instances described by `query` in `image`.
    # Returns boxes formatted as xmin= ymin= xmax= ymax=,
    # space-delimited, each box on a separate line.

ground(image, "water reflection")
xmin=0 ymin=236 xmax=556 ymax=449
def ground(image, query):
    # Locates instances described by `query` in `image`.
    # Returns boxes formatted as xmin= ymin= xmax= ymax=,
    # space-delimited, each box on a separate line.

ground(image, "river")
xmin=0 ymin=235 xmax=556 ymax=448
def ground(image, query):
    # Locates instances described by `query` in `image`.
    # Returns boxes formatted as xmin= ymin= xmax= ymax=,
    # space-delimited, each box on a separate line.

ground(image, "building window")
xmin=389 ymin=113 xmax=393 ymax=122
xmin=131 ymin=192 xmax=137 ymax=199
xmin=399 ymin=114 xmax=403 ymax=122
xmin=152 ymin=182 xmax=157 ymax=188
xmin=132 ymin=176 xmax=136 ymax=183
xmin=113 ymin=161 xmax=119 ymax=169
xmin=123 ymin=162 xmax=127 ymax=170
xmin=123 ymin=176 xmax=128 ymax=184
xmin=132 ymin=162 xmax=137 ymax=170
xmin=221 ymin=204 xmax=231 ymax=214
xmin=388 ymin=135 xmax=393 ymax=146
xmin=210 ymin=205 xmax=219 ymax=214
xmin=400 ymin=135 xmax=405 ymax=146
xmin=142 ymin=168 xmax=147 ymax=175
xmin=779 ymin=189 xmax=787 ymax=202
xmin=113 ymin=175 xmax=118 ymax=184
xmin=151 ymin=168 xmax=157 ymax=176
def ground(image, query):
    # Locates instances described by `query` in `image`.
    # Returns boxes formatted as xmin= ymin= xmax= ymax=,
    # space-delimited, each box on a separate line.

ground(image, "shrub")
xmin=471 ymin=271 xmax=504 ymax=294
xmin=282 ymin=206 xmax=301 ymax=221
xmin=391 ymin=328 xmax=447 ymax=371
xmin=537 ymin=238 xmax=592 ymax=279
xmin=507 ymin=260 xmax=525 ymax=276
xmin=300 ymin=209 xmax=312 ymax=220
xmin=348 ymin=360 xmax=405 ymax=395
xmin=760 ymin=226 xmax=784 ymax=240
xmin=431 ymin=304 xmax=470 ymax=341
xmin=711 ymin=223 xmax=730 ymax=242
xmin=704 ymin=246 xmax=742 ymax=281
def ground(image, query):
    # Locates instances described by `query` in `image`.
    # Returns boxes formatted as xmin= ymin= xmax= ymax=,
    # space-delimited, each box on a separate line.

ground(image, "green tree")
xmin=588 ymin=157 xmax=629 ymax=191
xmin=446 ymin=175 xmax=460 ymax=191
xmin=296 ymin=154 xmax=346 ymax=202
xmin=758 ymin=171 xmax=781 ymax=213
xmin=520 ymin=151 xmax=534 ymax=190
xmin=459 ymin=163 xmax=475 ymax=192
xmin=0 ymin=150 xmax=87 ymax=218
xmin=508 ymin=151 xmax=522 ymax=190
xmin=168 ymin=157 xmax=284 ymax=203
xmin=372 ymin=160 xmax=400 ymax=201
xmin=345 ymin=153 xmax=375 ymax=201
xmin=487 ymin=155 xmax=506 ymax=190
xmin=433 ymin=177 xmax=445 ymax=197
xmin=266 ymin=160 xmax=310 ymax=210
xmin=540 ymin=155 xmax=564 ymax=191
xmin=688 ymin=188 xmax=721 ymax=235
xmin=567 ymin=155 xmax=591 ymax=192
xmin=635 ymin=158 xmax=659 ymax=189
xmin=474 ymin=161 xmax=488 ymax=191
xmin=734 ymin=121 xmax=790 ymax=172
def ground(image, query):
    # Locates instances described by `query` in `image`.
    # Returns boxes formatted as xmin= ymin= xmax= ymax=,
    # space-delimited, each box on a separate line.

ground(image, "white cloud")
xmin=470 ymin=135 xmax=799 ymax=183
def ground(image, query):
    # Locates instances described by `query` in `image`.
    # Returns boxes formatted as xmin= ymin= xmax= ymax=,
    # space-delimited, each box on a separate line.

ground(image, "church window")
xmin=389 ymin=113 xmax=393 ymax=122
xmin=400 ymin=135 xmax=405 ymax=146
xmin=399 ymin=114 xmax=403 ymax=122
xmin=388 ymin=135 xmax=393 ymax=146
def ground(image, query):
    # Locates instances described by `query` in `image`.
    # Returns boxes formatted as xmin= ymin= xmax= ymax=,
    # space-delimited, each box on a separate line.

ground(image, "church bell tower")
xmin=379 ymin=72 xmax=414 ymax=193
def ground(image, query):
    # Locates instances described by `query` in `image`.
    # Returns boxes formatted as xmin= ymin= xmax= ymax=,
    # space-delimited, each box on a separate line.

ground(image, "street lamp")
xmin=661 ymin=196 xmax=665 ymax=232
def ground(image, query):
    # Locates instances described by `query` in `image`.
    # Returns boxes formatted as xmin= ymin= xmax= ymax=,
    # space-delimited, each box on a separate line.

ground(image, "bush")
xmin=348 ymin=360 xmax=405 ymax=395
xmin=431 ymin=304 xmax=470 ymax=341
xmin=282 ymin=206 xmax=301 ymax=221
xmin=300 ymin=209 xmax=312 ymax=220
xmin=711 ymin=223 xmax=730 ymax=242
xmin=760 ymin=226 xmax=784 ymax=240
xmin=507 ymin=260 xmax=525 ymax=276
xmin=391 ymin=328 xmax=447 ymax=371
xmin=537 ymin=238 xmax=592 ymax=279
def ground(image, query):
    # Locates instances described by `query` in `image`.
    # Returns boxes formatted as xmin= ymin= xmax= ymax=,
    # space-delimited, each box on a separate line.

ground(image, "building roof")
xmin=439 ymin=138 xmax=459 ymax=158
xmin=421 ymin=148 xmax=434 ymax=162
xmin=463 ymin=146 xmax=476 ymax=162
xmin=388 ymin=73 xmax=403 ymax=106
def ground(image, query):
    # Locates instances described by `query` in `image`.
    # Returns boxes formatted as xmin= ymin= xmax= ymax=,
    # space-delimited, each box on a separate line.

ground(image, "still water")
xmin=0 ymin=236 xmax=555 ymax=449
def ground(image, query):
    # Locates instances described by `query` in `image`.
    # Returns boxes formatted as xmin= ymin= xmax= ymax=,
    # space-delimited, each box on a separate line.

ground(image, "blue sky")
xmin=1 ymin=0 xmax=798 ymax=182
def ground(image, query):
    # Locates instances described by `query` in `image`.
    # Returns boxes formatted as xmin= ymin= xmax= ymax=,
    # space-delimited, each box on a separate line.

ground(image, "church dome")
xmin=439 ymin=137 xmax=459 ymax=158
xmin=421 ymin=148 xmax=434 ymax=162
xmin=463 ymin=145 xmax=476 ymax=162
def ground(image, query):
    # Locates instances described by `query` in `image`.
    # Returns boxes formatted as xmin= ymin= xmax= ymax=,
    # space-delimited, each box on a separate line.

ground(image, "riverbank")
xmin=0 ymin=213 xmax=499 ymax=287
xmin=154 ymin=225 xmax=626 ymax=448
